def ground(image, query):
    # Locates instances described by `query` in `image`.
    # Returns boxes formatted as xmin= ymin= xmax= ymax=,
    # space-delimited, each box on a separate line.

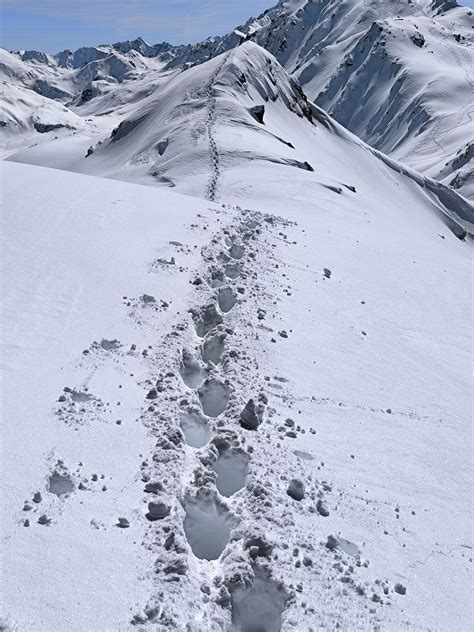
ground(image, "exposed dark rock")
xmin=287 ymin=479 xmax=305 ymax=501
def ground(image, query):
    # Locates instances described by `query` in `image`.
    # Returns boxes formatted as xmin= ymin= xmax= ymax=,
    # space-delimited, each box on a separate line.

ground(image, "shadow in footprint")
xmin=183 ymin=495 xmax=230 ymax=560
xmin=210 ymin=269 xmax=225 ymax=288
xmin=191 ymin=303 xmax=223 ymax=337
xmin=201 ymin=331 xmax=226 ymax=365
xmin=213 ymin=449 xmax=249 ymax=497
xmin=198 ymin=378 xmax=230 ymax=417
xmin=225 ymin=262 xmax=242 ymax=280
xmin=218 ymin=287 xmax=237 ymax=313
xmin=179 ymin=349 xmax=207 ymax=388
xmin=339 ymin=539 xmax=361 ymax=557
xmin=231 ymin=569 xmax=288 ymax=632
xmin=100 ymin=339 xmax=121 ymax=351
xmin=180 ymin=410 xmax=210 ymax=448
xmin=229 ymin=243 xmax=245 ymax=260
xmin=293 ymin=450 xmax=314 ymax=461
xmin=49 ymin=472 xmax=74 ymax=496
xmin=70 ymin=390 xmax=94 ymax=403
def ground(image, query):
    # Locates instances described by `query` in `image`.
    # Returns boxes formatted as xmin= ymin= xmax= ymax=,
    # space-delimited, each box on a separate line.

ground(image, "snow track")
xmin=205 ymin=54 xmax=230 ymax=202
xmin=124 ymin=206 xmax=382 ymax=631
xmin=14 ymin=199 xmax=381 ymax=630
xmin=4 ymin=161 xmax=472 ymax=631
xmin=133 ymin=207 xmax=294 ymax=629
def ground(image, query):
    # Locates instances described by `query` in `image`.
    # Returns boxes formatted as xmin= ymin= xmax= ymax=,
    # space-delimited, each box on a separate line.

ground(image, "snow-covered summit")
xmin=37 ymin=41 xmax=468 ymax=237
xmin=2 ymin=0 xmax=472 ymax=199
xmin=161 ymin=0 xmax=474 ymax=198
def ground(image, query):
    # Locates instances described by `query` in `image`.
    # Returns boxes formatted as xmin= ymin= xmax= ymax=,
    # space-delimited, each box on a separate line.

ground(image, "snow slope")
xmin=1 ymin=1 xmax=472 ymax=200
xmin=165 ymin=0 xmax=474 ymax=199
xmin=9 ymin=43 xmax=471 ymax=237
xmin=1 ymin=163 xmax=227 ymax=631
xmin=1 ymin=41 xmax=473 ymax=632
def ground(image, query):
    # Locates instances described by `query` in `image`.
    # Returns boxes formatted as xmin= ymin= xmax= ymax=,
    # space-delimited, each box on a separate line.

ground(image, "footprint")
xmin=231 ymin=568 xmax=288 ymax=632
xmin=70 ymin=390 xmax=94 ymax=403
xmin=339 ymin=539 xmax=361 ymax=557
xmin=198 ymin=378 xmax=230 ymax=417
xmin=201 ymin=331 xmax=226 ymax=365
xmin=99 ymin=339 xmax=121 ymax=351
xmin=213 ymin=449 xmax=249 ymax=497
xmin=183 ymin=494 xmax=231 ymax=560
xmin=48 ymin=471 xmax=74 ymax=496
xmin=228 ymin=243 xmax=245 ymax=260
xmin=224 ymin=262 xmax=242 ymax=280
xmin=180 ymin=409 xmax=210 ymax=448
xmin=179 ymin=349 xmax=207 ymax=388
xmin=191 ymin=303 xmax=223 ymax=337
xmin=218 ymin=287 xmax=237 ymax=313
xmin=209 ymin=268 xmax=225 ymax=288
xmin=293 ymin=450 xmax=314 ymax=461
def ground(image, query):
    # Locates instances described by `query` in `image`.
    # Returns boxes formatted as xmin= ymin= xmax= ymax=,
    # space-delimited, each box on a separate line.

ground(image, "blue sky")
xmin=0 ymin=1 xmax=274 ymax=53
xmin=1 ymin=0 xmax=474 ymax=53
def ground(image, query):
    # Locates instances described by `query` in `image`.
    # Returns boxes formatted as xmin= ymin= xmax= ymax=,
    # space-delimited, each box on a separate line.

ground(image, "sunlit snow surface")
xmin=1 ymin=13 xmax=473 ymax=632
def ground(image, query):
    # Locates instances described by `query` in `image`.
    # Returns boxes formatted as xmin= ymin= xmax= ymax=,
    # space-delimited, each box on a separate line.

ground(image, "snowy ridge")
xmin=1 ymin=0 xmax=472 ymax=198
xmin=163 ymin=0 xmax=474 ymax=199
xmin=205 ymin=53 xmax=231 ymax=201
xmin=65 ymin=43 xmax=471 ymax=237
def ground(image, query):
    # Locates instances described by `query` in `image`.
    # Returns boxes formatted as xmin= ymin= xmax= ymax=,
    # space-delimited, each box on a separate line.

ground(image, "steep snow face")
xmin=24 ymin=42 xmax=470 ymax=236
xmin=164 ymin=0 xmax=474 ymax=199
xmin=2 ymin=1 xmax=471 ymax=196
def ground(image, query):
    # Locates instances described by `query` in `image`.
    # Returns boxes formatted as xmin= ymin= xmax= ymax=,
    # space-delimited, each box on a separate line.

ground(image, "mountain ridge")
xmin=2 ymin=0 xmax=473 ymax=198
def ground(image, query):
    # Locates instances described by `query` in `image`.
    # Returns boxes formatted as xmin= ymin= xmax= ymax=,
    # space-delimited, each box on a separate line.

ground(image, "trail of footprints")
xmin=133 ymin=209 xmax=397 ymax=631
xmin=135 ymin=209 xmax=290 ymax=631
xmin=19 ymin=205 xmax=399 ymax=631
xmin=205 ymin=53 xmax=230 ymax=202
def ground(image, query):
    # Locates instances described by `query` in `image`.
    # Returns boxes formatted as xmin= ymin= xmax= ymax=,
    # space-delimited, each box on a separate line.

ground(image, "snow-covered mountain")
xmin=163 ymin=0 xmax=474 ymax=199
xmin=1 ymin=6 xmax=473 ymax=632
xmin=7 ymin=42 xmax=471 ymax=236
xmin=2 ymin=1 xmax=472 ymax=198
xmin=0 ymin=43 xmax=174 ymax=154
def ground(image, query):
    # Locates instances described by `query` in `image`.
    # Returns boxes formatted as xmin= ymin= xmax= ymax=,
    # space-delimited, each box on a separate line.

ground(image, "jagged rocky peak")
xmin=20 ymin=50 xmax=52 ymax=65
xmin=111 ymin=36 xmax=176 ymax=58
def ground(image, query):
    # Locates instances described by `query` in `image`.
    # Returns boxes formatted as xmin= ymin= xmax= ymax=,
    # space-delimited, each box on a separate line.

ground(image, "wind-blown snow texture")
xmin=1 ymin=5 xmax=473 ymax=632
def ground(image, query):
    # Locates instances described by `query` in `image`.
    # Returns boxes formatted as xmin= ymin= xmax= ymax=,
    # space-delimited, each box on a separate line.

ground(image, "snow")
xmin=161 ymin=0 xmax=474 ymax=199
xmin=1 ymin=10 xmax=473 ymax=632
xmin=2 ymin=1 xmax=473 ymax=198
xmin=0 ymin=163 xmax=225 ymax=631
